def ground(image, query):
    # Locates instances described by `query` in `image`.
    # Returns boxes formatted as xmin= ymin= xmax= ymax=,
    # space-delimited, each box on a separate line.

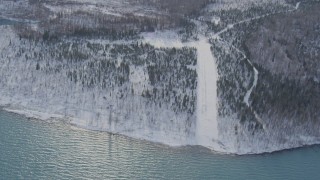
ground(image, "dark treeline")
xmin=14 ymin=0 xmax=213 ymax=41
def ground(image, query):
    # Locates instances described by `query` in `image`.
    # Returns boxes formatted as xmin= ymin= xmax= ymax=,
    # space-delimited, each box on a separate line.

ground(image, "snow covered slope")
xmin=1 ymin=0 xmax=320 ymax=155
xmin=0 ymin=25 xmax=198 ymax=147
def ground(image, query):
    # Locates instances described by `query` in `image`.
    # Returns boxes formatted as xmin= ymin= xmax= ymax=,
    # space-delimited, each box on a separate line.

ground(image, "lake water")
xmin=0 ymin=109 xmax=320 ymax=179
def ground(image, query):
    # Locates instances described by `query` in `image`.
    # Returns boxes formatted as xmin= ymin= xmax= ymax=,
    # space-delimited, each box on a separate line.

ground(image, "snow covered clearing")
xmin=204 ymin=0 xmax=288 ymax=11
xmin=143 ymin=31 xmax=222 ymax=151
xmin=195 ymin=38 xmax=221 ymax=150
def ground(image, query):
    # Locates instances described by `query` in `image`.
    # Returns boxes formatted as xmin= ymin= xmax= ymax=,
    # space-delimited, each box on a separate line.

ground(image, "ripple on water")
xmin=1 ymin=110 xmax=320 ymax=179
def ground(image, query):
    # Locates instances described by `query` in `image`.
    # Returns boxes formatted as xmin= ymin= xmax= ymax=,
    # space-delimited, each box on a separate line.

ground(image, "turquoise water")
xmin=0 ymin=109 xmax=320 ymax=179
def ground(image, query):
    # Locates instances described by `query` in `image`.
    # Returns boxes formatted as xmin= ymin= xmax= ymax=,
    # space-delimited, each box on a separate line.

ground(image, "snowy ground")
xmin=1 ymin=0 xmax=316 ymax=155
xmin=43 ymin=0 xmax=163 ymax=18
xmin=0 ymin=24 xmax=224 ymax=152
xmin=0 ymin=25 xmax=197 ymax=148
xmin=143 ymin=31 xmax=223 ymax=151
xmin=204 ymin=0 xmax=288 ymax=11
xmin=195 ymin=38 xmax=222 ymax=151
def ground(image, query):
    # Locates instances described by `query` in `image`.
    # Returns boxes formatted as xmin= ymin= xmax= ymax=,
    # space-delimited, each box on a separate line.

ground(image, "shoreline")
xmin=2 ymin=105 xmax=320 ymax=156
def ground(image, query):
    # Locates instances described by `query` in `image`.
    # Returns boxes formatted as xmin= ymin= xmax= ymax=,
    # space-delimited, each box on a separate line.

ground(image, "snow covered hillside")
xmin=0 ymin=25 xmax=199 ymax=147
xmin=0 ymin=0 xmax=319 ymax=154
